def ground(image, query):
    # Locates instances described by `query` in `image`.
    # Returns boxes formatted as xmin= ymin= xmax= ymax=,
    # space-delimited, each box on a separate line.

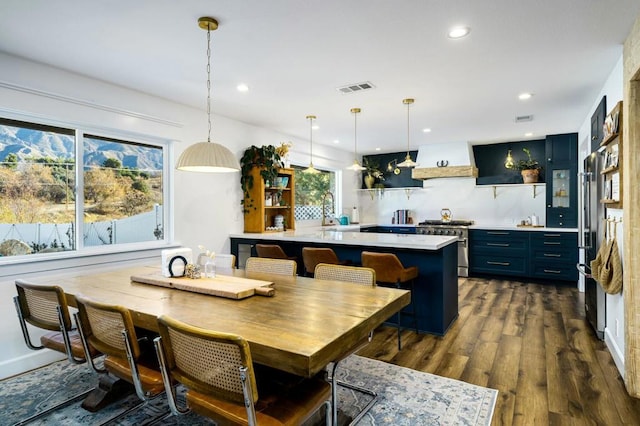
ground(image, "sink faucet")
xmin=321 ymin=191 xmax=335 ymax=226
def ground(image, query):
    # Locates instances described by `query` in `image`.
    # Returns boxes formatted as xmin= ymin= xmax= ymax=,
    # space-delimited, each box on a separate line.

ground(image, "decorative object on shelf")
xmin=387 ymin=158 xmax=401 ymax=175
xmin=176 ymin=17 xmax=240 ymax=173
xmin=346 ymin=108 xmax=367 ymax=171
xmin=513 ymin=147 xmax=542 ymax=183
xmin=303 ymin=115 xmax=320 ymax=174
xmin=240 ymin=145 xmax=282 ymax=212
xmin=397 ymin=98 xmax=419 ymax=168
xmin=504 ymin=149 xmax=515 ymax=169
xmin=275 ymin=142 xmax=292 ymax=167
xmin=363 ymin=157 xmax=385 ymax=188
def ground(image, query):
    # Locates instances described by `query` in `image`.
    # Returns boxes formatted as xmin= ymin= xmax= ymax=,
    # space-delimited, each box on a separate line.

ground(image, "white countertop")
xmin=470 ymin=225 xmax=578 ymax=232
xmin=230 ymin=230 xmax=457 ymax=251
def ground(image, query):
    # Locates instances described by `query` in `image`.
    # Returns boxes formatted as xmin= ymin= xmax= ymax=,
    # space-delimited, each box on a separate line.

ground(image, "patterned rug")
xmin=1 ymin=355 xmax=497 ymax=425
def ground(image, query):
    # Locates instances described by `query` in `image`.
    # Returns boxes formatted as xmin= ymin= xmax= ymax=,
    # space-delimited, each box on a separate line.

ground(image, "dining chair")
xmin=312 ymin=263 xmax=378 ymax=424
xmin=361 ymin=251 xmax=419 ymax=350
xmin=255 ymin=244 xmax=296 ymax=260
xmin=74 ymin=294 xmax=165 ymax=415
xmin=13 ymin=280 xmax=101 ymax=423
xmin=245 ymin=256 xmax=297 ymax=276
xmin=154 ymin=314 xmax=332 ymax=425
xmin=302 ymin=247 xmax=349 ymax=277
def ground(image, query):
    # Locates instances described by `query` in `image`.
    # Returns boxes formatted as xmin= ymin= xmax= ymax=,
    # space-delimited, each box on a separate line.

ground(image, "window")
xmin=0 ymin=117 xmax=166 ymax=258
xmin=292 ymin=165 xmax=338 ymax=221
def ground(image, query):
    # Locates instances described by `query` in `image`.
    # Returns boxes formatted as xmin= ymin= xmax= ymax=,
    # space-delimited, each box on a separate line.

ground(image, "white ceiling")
xmin=0 ymin=1 xmax=638 ymax=154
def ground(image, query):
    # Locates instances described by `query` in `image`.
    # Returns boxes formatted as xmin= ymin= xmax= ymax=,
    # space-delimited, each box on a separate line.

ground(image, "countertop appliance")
xmin=416 ymin=219 xmax=474 ymax=277
xmin=578 ymin=151 xmax=606 ymax=340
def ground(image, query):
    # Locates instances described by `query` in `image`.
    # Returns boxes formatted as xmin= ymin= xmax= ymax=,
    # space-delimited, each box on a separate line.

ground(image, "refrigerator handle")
xmin=578 ymin=171 xmax=592 ymax=250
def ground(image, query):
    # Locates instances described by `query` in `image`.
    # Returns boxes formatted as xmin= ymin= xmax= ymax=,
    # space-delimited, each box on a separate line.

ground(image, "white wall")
xmin=0 ymin=52 xmax=354 ymax=379
xmin=576 ymin=55 xmax=625 ymax=376
xmin=358 ymin=178 xmax=546 ymax=226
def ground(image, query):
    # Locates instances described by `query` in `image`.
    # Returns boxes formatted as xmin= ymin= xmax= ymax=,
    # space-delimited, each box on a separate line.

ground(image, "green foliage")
xmin=103 ymin=158 xmax=122 ymax=169
xmin=2 ymin=153 xmax=18 ymax=169
xmin=514 ymin=148 xmax=542 ymax=171
xmin=132 ymin=180 xmax=149 ymax=193
xmin=240 ymin=145 xmax=282 ymax=212
xmin=294 ymin=167 xmax=330 ymax=206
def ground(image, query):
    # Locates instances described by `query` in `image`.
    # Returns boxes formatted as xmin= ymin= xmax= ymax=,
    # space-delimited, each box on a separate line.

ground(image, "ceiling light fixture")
xmin=397 ymin=98 xmax=419 ymax=168
xmin=303 ymin=115 xmax=320 ymax=174
xmin=448 ymin=26 xmax=470 ymax=39
xmin=346 ymin=108 xmax=366 ymax=171
xmin=423 ymin=128 xmax=432 ymax=133
xmin=518 ymin=92 xmax=533 ymax=100
xmin=176 ymin=17 xmax=240 ymax=173
xmin=237 ymin=83 xmax=249 ymax=92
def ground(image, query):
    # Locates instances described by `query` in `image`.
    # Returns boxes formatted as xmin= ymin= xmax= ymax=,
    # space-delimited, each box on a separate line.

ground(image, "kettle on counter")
xmin=441 ymin=208 xmax=452 ymax=223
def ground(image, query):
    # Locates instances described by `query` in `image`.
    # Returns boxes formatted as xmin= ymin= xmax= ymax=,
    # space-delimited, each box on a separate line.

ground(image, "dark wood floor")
xmin=357 ymin=277 xmax=640 ymax=425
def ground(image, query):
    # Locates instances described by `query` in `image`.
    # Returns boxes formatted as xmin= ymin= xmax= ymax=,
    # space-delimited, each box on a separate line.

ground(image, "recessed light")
xmin=448 ymin=26 xmax=470 ymax=39
xmin=423 ymin=128 xmax=432 ymax=133
xmin=525 ymin=132 xmax=533 ymax=137
xmin=518 ymin=92 xmax=533 ymax=100
xmin=375 ymin=147 xmax=381 ymax=151
xmin=333 ymin=139 xmax=340 ymax=144
xmin=236 ymin=83 xmax=249 ymax=92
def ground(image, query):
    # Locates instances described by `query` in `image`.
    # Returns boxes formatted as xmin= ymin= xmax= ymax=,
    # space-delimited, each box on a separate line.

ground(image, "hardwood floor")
xmin=357 ymin=277 xmax=640 ymax=425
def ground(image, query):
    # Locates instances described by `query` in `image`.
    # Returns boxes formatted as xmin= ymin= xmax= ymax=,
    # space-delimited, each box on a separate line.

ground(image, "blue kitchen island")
xmin=230 ymin=230 xmax=458 ymax=336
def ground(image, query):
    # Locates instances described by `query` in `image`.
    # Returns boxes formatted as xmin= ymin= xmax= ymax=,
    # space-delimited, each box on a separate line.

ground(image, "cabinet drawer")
xmin=530 ymin=232 xmax=576 ymax=246
xmin=531 ymin=247 xmax=577 ymax=263
xmin=531 ymin=262 xmax=578 ymax=281
xmin=470 ymin=254 xmax=528 ymax=277
xmin=470 ymin=230 xmax=528 ymax=252
xmin=546 ymin=211 xmax=577 ymax=228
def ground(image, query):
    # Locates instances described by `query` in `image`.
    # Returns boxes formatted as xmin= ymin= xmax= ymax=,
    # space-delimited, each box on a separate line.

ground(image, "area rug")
xmin=1 ymin=355 xmax=497 ymax=425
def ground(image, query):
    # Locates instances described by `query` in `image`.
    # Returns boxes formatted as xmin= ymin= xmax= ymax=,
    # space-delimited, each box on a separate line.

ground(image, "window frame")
xmin=291 ymin=163 xmax=342 ymax=226
xmin=0 ymin=112 xmax=173 ymax=267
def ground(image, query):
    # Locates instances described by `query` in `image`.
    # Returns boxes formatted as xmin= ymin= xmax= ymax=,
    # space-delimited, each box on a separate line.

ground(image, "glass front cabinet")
xmin=545 ymin=133 xmax=578 ymax=228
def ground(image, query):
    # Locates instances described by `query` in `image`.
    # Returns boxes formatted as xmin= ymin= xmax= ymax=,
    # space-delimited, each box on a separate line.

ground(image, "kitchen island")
xmin=230 ymin=230 xmax=458 ymax=335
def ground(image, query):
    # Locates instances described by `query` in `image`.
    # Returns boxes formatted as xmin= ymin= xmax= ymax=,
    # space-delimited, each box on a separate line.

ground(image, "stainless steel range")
xmin=416 ymin=220 xmax=474 ymax=277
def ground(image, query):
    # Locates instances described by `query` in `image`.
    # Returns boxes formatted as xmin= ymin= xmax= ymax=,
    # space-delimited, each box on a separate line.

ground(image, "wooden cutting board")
xmin=130 ymin=273 xmax=275 ymax=299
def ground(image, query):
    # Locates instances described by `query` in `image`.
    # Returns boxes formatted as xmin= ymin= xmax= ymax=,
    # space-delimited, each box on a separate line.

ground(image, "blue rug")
xmin=1 ymin=355 xmax=497 ymax=425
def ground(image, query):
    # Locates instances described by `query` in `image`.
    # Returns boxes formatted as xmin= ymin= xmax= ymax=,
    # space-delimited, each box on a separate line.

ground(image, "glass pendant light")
xmin=176 ymin=17 xmax=240 ymax=173
xmin=346 ymin=108 xmax=366 ymax=171
xmin=303 ymin=115 xmax=320 ymax=174
xmin=397 ymin=98 xmax=419 ymax=168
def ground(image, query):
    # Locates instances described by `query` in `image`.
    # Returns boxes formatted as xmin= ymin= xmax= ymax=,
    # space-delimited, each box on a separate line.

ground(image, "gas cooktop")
xmin=417 ymin=220 xmax=475 ymax=226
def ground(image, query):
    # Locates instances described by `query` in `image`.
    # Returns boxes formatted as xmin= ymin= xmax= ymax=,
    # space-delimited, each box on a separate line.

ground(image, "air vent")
xmin=336 ymin=81 xmax=376 ymax=94
xmin=515 ymin=114 xmax=534 ymax=123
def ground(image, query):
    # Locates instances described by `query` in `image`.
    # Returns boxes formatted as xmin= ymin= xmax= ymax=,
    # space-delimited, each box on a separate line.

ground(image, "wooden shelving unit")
xmin=243 ymin=167 xmax=295 ymax=232
xmin=599 ymin=101 xmax=623 ymax=208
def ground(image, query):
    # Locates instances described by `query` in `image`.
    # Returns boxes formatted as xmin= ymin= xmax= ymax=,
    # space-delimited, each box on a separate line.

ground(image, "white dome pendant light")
xmin=176 ymin=17 xmax=240 ymax=173
xmin=397 ymin=98 xmax=419 ymax=168
xmin=346 ymin=108 xmax=366 ymax=171
xmin=303 ymin=115 xmax=320 ymax=174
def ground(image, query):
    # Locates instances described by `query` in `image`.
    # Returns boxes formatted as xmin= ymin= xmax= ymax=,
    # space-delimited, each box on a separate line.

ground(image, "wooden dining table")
xmin=40 ymin=264 xmax=409 ymax=379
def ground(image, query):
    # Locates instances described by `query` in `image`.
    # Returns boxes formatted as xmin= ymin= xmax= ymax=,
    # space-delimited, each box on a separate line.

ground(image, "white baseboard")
xmin=604 ymin=327 xmax=625 ymax=377
xmin=0 ymin=350 xmax=65 ymax=380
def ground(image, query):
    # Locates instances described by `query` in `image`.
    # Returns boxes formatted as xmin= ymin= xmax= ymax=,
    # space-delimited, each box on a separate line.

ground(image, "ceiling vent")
xmin=336 ymin=81 xmax=376 ymax=94
xmin=515 ymin=114 xmax=534 ymax=123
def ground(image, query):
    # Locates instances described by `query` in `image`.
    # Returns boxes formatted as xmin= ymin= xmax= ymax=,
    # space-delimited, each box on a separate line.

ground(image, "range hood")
xmin=411 ymin=142 xmax=478 ymax=179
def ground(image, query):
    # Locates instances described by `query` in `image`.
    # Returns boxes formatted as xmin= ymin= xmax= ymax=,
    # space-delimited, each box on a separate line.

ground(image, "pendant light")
xmin=303 ymin=115 xmax=320 ymax=174
xmin=397 ymin=98 xmax=419 ymax=168
xmin=176 ymin=17 xmax=240 ymax=173
xmin=346 ymin=108 xmax=367 ymax=171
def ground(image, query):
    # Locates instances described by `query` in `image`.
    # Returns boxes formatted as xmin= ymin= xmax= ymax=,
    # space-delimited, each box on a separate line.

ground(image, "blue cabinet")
xmin=470 ymin=229 xmax=578 ymax=281
xmin=545 ymin=133 xmax=578 ymax=228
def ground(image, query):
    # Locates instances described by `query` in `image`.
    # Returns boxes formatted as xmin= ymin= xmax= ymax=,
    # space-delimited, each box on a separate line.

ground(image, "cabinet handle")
xmin=543 ymin=253 xmax=562 ymax=257
xmin=543 ymin=242 xmax=561 ymax=245
xmin=487 ymin=231 xmax=509 ymax=235
xmin=487 ymin=243 xmax=510 ymax=247
xmin=543 ymin=234 xmax=562 ymax=237
xmin=543 ymin=269 xmax=562 ymax=274
xmin=487 ymin=261 xmax=510 ymax=266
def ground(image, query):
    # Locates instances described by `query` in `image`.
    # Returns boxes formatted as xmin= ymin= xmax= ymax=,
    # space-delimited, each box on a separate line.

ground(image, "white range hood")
xmin=411 ymin=142 xmax=478 ymax=179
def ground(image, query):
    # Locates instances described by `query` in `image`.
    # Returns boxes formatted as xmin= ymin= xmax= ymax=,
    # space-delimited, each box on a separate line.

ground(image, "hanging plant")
xmin=240 ymin=145 xmax=282 ymax=212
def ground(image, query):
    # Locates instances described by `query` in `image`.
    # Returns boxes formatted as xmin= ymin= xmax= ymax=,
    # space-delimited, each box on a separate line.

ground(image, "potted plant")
xmin=363 ymin=158 xmax=385 ymax=189
xmin=514 ymin=148 xmax=542 ymax=183
xmin=240 ymin=145 xmax=282 ymax=212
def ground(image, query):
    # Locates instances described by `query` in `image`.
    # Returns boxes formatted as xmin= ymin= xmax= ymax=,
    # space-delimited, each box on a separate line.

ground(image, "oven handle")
xmin=576 ymin=263 xmax=592 ymax=279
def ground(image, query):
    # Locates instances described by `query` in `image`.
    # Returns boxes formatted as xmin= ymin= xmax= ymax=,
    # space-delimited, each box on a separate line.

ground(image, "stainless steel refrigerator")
xmin=578 ymin=151 xmax=606 ymax=340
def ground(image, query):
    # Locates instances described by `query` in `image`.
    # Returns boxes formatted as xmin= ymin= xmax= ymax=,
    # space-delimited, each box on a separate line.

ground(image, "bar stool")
xmin=361 ymin=251 xmax=419 ymax=350
xmin=302 ymin=247 xmax=349 ymax=277
xmin=255 ymin=244 xmax=296 ymax=260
